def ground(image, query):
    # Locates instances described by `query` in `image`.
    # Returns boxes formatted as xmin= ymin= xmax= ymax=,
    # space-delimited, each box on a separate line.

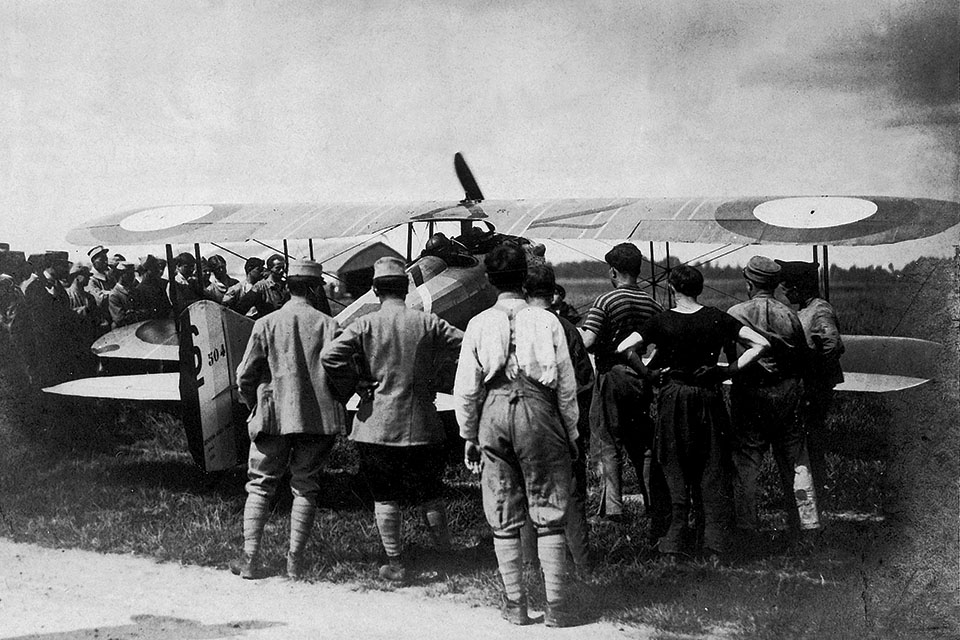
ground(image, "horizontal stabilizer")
xmin=834 ymin=372 xmax=930 ymax=394
xmin=833 ymin=335 xmax=942 ymax=393
xmin=91 ymin=318 xmax=178 ymax=362
xmin=43 ymin=373 xmax=180 ymax=401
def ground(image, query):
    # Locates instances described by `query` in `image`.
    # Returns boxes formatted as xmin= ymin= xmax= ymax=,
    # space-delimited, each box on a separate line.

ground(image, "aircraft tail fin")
xmin=179 ymin=301 xmax=255 ymax=472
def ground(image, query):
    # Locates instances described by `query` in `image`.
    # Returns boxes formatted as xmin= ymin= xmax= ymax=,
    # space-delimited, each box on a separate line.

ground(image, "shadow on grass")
xmin=568 ymin=517 xmax=897 ymax=637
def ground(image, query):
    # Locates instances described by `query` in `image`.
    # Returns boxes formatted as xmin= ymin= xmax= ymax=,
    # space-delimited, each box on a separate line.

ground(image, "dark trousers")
xmin=730 ymin=377 xmax=812 ymax=531
xmin=652 ymin=381 xmax=733 ymax=554
xmin=591 ymin=365 xmax=652 ymax=516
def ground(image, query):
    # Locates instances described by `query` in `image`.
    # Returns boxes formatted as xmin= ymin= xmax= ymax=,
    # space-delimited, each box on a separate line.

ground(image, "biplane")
xmin=46 ymin=154 xmax=960 ymax=472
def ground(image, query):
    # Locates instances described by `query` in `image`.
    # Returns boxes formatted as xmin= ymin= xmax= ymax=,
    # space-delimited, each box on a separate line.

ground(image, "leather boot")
xmin=228 ymin=552 xmax=261 ymax=580
xmin=500 ymin=595 xmax=532 ymax=626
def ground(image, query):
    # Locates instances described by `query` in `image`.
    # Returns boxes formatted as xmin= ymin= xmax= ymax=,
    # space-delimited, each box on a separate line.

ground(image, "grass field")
xmin=0 ymin=257 xmax=956 ymax=639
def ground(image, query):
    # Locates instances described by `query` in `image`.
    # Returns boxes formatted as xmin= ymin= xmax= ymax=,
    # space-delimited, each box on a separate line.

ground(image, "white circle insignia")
xmin=119 ymin=205 xmax=215 ymax=232
xmin=753 ymin=197 xmax=878 ymax=229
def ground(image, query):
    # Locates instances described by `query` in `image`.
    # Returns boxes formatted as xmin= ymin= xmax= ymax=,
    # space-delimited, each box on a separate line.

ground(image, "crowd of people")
xmin=0 ymin=237 xmax=844 ymax=628
xmin=0 ymin=244 xmax=315 ymax=387
xmin=224 ymin=240 xmax=843 ymax=629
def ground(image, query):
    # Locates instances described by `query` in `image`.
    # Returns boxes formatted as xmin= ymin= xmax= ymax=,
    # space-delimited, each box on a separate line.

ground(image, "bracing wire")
xmin=548 ymin=240 xmax=751 ymax=310
xmin=889 ymin=262 xmax=942 ymax=335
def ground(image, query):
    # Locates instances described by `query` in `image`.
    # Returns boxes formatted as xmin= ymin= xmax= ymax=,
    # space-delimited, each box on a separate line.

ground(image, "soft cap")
xmin=373 ymin=256 xmax=406 ymax=279
xmin=742 ymin=255 xmax=781 ymax=287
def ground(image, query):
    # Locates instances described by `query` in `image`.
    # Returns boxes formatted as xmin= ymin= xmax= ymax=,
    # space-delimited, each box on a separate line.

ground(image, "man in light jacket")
xmin=232 ymin=259 xmax=346 ymax=580
xmin=321 ymin=257 xmax=463 ymax=582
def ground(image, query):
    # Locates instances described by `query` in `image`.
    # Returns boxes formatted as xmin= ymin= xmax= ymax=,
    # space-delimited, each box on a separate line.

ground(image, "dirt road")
xmin=0 ymin=539 xmax=644 ymax=640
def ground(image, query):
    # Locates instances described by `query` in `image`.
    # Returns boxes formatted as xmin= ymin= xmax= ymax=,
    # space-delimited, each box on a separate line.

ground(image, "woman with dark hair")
xmin=617 ymin=265 xmax=768 ymax=558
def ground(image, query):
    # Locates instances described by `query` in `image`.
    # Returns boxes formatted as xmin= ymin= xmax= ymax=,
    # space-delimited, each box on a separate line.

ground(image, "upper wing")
xmin=68 ymin=196 xmax=960 ymax=247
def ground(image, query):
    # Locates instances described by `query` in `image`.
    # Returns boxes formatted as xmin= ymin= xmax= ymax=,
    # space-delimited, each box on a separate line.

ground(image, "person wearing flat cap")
xmin=86 ymin=246 xmax=116 ymax=333
xmin=232 ymin=260 xmax=347 ymax=581
xmin=579 ymin=242 xmax=663 ymax=523
xmin=777 ymin=260 xmax=844 ymax=508
xmin=321 ymin=256 xmax=463 ymax=583
xmin=725 ymin=256 xmax=819 ymax=549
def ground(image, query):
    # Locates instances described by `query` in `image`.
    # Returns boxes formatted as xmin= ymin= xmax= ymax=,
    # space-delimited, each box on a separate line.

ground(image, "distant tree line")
xmin=551 ymin=256 xmax=946 ymax=284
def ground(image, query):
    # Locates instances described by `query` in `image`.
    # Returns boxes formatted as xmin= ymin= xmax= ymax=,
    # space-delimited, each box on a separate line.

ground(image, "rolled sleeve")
xmin=453 ymin=328 xmax=484 ymax=441
xmin=554 ymin=327 xmax=580 ymax=443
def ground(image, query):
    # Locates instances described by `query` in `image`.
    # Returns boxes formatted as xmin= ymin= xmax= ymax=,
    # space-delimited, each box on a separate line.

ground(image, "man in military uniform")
xmin=232 ymin=260 xmax=346 ymax=580
xmin=322 ymin=257 xmax=463 ymax=582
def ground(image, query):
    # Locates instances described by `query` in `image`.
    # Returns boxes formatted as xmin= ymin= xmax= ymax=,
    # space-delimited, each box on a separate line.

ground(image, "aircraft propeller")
xmin=455 ymin=152 xmax=484 ymax=203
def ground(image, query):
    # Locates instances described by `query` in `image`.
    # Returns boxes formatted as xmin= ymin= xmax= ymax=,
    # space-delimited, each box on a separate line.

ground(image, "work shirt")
xmin=205 ymin=274 xmax=239 ymax=303
xmin=222 ymin=280 xmax=256 ymax=314
xmin=236 ymin=298 xmax=346 ymax=436
xmin=108 ymin=282 xmax=142 ymax=328
xmin=453 ymin=297 xmax=579 ymax=443
xmin=133 ymin=275 xmax=172 ymax=320
xmin=321 ymin=299 xmax=463 ymax=446
xmin=86 ymin=270 xmax=114 ymax=302
xmin=66 ymin=283 xmax=96 ymax=318
xmin=86 ymin=269 xmax=115 ymax=325
xmin=727 ymin=291 xmax=808 ymax=382
xmin=798 ymin=297 xmax=844 ymax=388
xmin=235 ymin=278 xmax=289 ymax=317
xmin=581 ymin=284 xmax=663 ymax=373
xmin=170 ymin=273 xmax=203 ymax=315
xmin=555 ymin=312 xmax=594 ymax=396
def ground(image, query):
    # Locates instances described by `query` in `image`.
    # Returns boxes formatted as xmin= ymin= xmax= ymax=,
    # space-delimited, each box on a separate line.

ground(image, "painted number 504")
xmin=208 ymin=343 xmax=226 ymax=366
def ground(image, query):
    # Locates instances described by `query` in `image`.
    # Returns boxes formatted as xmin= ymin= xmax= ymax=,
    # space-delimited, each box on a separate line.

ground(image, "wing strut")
xmin=813 ymin=245 xmax=830 ymax=301
xmin=165 ymin=244 xmax=178 ymax=331
xmin=648 ymin=242 xmax=657 ymax=302
xmin=406 ymin=223 xmax=414 ymax=262
xmin=822 ymin=245 xmax=830 ymax=301
xmin=665 ymin=242 xmax=674 ymax=308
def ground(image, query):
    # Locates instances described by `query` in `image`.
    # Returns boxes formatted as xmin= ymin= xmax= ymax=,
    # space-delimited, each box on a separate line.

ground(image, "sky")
xmin=2 ymin=0 xmax=957 ymax=267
